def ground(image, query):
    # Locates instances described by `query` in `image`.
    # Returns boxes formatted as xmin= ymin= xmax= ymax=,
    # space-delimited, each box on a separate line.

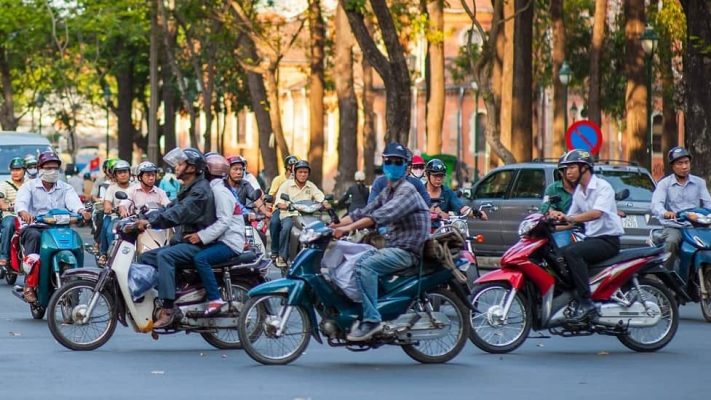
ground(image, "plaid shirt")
xmin=350 ymin=178 xmax=430 ymax=256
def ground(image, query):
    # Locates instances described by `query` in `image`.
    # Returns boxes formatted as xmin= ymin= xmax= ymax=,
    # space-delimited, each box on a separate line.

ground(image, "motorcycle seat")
xmin=179 ymin=251 xmax=259 ymax=270
xmin=589 ymin=247 xmax=663 ymax=270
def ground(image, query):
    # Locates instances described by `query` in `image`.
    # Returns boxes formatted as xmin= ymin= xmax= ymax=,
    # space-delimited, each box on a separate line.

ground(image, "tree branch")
xmin=340 ymin=0 xmax=391 ymax=81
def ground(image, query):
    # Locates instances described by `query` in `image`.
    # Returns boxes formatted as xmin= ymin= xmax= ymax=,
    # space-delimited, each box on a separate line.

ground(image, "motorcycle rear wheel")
xmin=699 ymin=265 xmax=711 ymax=323
xmin=47 ymin=280 xmax=117 ymax=351
xmin=200 ymin=282 xmax=253 ymax=349
xmin=5 ymin=272 xmax=17 ymax=285
xmin=617 ymin=277 xmax=678 ymax=352
xmin=238 ymin=294 xmax=311 ymax=365
xmin=469 ymin=282 xmax=532 ymax=354
xmin=402 ymin=288 xmax=471 ymax=364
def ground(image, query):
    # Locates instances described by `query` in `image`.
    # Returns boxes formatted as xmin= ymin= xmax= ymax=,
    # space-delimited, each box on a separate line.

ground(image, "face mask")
xmin=39 ymin=169 xmax=59 ymax=183
xmin=27 ymin=168 xmax=38 ymax=177
xmin=383 ymin=164 xmax=407 ymax=182
xmin=411 ymin=169 xmax=425 ymax=178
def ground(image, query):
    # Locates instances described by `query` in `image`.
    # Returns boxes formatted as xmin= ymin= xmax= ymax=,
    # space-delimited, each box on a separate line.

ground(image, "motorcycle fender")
xmin=694 ymin=251 xmax=711 ymax=270
xmin=641 ymin=265 xmax=692 ymax=304
xmin=248 ymin=278 xmax=322 ymax=343
xmin=474 ymin=269 xmax=525 ymax=290
xmin=53 ymin=250 xmax=78 ymax=272
xmin=61 ymin=267 xmax=103 ymax=282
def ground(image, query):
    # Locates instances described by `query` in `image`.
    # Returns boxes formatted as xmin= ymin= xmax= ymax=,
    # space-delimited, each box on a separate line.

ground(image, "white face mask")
xmin=27 ymin=168 xmax=38 ymax=176
xmin=39 ymin=169 xmax=59 ymax=183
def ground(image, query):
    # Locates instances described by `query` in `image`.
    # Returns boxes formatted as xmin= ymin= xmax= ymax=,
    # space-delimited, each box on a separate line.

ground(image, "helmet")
xmin=557 ymin=153 xmax=567 ymax=170
xmin=284 ymin=155 xmax=298 ymax=168
xmin=106 ymin=158 xmax=118 ymax=174
xmin=112 ymin=160 xmax=131 ymax=173
xmin=227 ymin=155 xmax=247 ymax=167
xmin=137 ymin=161 xmax=158 ymax=176
xmin=83 ymin=172 xmax=91 ymax=179
xmin=205 ymin=154 xmax=230 ymax=178
xmin=411 ymin=154 xmax=425 ymax=167
xmin=37 ymin=151 xmax=62 ymax=168
xmin=354 ymin=171 xmax=365 ymax=181
xmin=668 ymin=146 xmax=691 ymax=164
xmin=558 ymin=149 xmax=594 ymax=169
xmin=23 ymin=154 xmax=37 ymax=168
xmin=9 ymin=157 xmax=24 ymax=170
xmin=425 ymin=159 xmax=447 ymax=174
xmin=293 ymin=160 xmax=311 ymax=172
xmin=183 ymin=147 xmax=206 ymax=172
xmin=204 ymin=151 xmax=218 ymax=158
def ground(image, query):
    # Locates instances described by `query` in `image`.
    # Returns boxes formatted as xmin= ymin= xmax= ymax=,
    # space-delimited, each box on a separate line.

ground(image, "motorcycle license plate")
xmin=622 ymin=216 xmax=639 ymax=229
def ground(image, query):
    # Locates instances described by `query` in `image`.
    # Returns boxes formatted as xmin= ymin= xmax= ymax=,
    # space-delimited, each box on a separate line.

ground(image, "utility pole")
xmin=148 ymin=0 xmax=159 ymax=162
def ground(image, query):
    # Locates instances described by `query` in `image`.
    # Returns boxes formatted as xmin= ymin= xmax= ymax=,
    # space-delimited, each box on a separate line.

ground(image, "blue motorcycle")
xmin=650 ymin=208 xmax=711 ymax=321
xmin=237 ymin=216 xmax=472 ymax=365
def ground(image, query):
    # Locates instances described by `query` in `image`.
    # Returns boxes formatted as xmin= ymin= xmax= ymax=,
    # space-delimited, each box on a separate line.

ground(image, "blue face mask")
xmin=383 ymin=163 xmax=407 ymax=182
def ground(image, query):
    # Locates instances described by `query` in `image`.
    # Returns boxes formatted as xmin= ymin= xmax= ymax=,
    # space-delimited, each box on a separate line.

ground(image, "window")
xmin=510 ymin=169 xmax=546 ymax=199
xmin=596 ymin=170 xmax=656 ymax=202
xmin=475 ymin=170 xmax=515 ymax=199
xmin=0 ymin=145 xmax=52 ymax=174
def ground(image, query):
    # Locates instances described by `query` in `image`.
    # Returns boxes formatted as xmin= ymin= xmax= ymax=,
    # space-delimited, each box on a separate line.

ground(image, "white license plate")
xmin=622 ymin=216 xmax=639 ymax=229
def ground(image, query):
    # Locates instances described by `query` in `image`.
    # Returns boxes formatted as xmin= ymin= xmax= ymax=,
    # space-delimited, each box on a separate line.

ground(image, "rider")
xmin=118 ymin=161 xmax=170 ymax=215
xmin=424 ymin=158 xmax=487 ymax=221
xmin=549 ymin=149 xmax=624 ymax=320
xmin=337 ymin=171 xmax=369 ymax=215
xmin=158 ymin=166 xmax=181 ymax=201
xmin=225 ymin=155 xmax=271 ymax=217
xmin=99 ymin=160 xmax=134 ymax=263
xmin=0 ymin=157 xmax=26 ymax=268
xmin=540 ymin=152 xmax=579 ymax=247
xmin=368 ymin=148 xmax=430 ymax=206
xmin=331 ymin=142 xmax=430 ymax=341
xmin=651 ymin=146 xmax=711 ymax=270
xmin=185 ymin=154 xmax=246 ymax=316
xmin=409 ymin=154 xmax=426 ymax=184
xmin=135 ymin=148 xmax=216 ymax=328
xmin=14 ymin=151 xmax=90 ymax=302
xmin=23 ymin=155 xmax=38 ymax=180
xmin=238 ymin=156 xmax=262 ymax=191
xmin=273 ymin=160 xmax=329 ymax=269
xmin=268 ymin=155 xmax=298 ymax=259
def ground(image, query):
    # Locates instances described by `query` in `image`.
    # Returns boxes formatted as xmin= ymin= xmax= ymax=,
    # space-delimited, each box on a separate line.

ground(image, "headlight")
xmin=518 ymin=218 xmax=539 ymax=237
xmin=697 ymin=215 xmax=711 ymax=225
xmin=54 ymin=214 xmax=71 ymax=225
xmin=293 ymin=204 xmax=320 ymax=214
xmin=452 ymin=219 xmax=468 ymax=234
xmin=299 ymin=227 xmax=322 ymax=244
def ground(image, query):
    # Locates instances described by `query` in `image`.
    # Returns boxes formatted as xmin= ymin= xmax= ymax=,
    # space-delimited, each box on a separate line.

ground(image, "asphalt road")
xmin=0 ymin=228 xmax=707 ymax=399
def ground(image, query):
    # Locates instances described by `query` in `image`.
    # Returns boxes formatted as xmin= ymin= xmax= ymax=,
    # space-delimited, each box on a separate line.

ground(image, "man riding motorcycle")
xmin=158 ymin=166 xmax=181 ymax=201
xmin=337 ymin=171 xmax=369 ymax=215
xmin=14 ymin=151 xmax=90 ymax=302
xmin=135 ymin=148 xmax=216 ymax=328
xmin=331 ymin=142 xmax=430 ymax=341
xmin=23 ymin=155 xmax=38 ymax=180
xmin=225 ymin=155 xmax=271 ymax=217
xmin=424 ymin=158 xmax=487 ymax=221
xmin=273 ymin=160 xmax=329 ymax=268
xmin=0 ymin=157 xmax=26 ymax=269
xmin=99 ymin=160 xmax=134 ymax=263
xmin=651 ymin=146 xmax=711 ymax=271
xmin=117 ymin=161 xmax=170 ymax=215
xmin=268 ymin=155 xmax=298 ymax=260
xmin=548 ymin=149 xmax=624 ymax=321
xmin=540 ymin=152 xmax=579 ymax=247
xmin=368 ymin=148 xmax=430 ymax=206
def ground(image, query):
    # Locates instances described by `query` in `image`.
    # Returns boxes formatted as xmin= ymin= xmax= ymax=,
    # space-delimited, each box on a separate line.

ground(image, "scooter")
xmin=9 ymin=208 xmax=89 ymax=319
xmin=429 ymin=205 xmax=485 ymax=287
xmin=280 ymin=193 xmax=333 ymax=265
xmin=648 ymin=208 xmax=711 ymax=321
xmin=237 ymin=211 xmax=472 ymax=365
xmin=469 ymin=213 xmax=686 ymax=354
xmin=46 ymin=214 xmax=271 ymax=351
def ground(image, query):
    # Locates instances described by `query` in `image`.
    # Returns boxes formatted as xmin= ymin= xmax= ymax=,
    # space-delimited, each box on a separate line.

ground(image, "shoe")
xmin=203 ymin=299 xmax=226 ymax=316
xmin=275 ymin=257 xmax=287 ymax=268
xmin=570 ymin=299 xmax=597 ymax=322
xmin=23 ymin=286 xmax=37 ymax=303
xmin=153 ymin=308 xmax=177 ymax=329
xmin=347 ymin=321 xmax=384 ymax=342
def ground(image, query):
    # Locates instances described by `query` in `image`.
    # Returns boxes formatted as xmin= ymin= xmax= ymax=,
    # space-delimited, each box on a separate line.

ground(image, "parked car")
xmin=466 ymin=159 xmax=659 ymax=256
xmin=0 ymin=132 xmax=53 ymax=182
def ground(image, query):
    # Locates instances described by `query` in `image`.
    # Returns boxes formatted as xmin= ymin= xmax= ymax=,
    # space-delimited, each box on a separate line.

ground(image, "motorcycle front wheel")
xmin=5 ymin=271 xmax=17 ymax=285
xmin=238 ymin=294 xmax=311 ymax=365
xmin=617 ymin=277 xmax=678 ymax=352
xmin=47 ymin=280 xmax=117 ymax=351
xmin=469 ymin=282 xmax=532 ymax=354
xmin=699 ymin=265 xmax=711 ymax=323
xmin=200 ymin=282 xmax=253 ymax=349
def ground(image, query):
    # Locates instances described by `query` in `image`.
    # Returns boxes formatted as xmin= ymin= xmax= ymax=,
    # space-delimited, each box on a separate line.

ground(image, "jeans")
xmin=269 ymin=209 xmax=281 ymax=255
xmin=100 ymin=215 xmax=117 ymax=254
xmin=139 ymin=243 xmax=202 ymax=302
xmin=354 ymin=248 xmax=417 ymax=323
xmin=278 ymin=217 xmax=294 ymax=260
xmin=562 ymin=235 xmax=620 ymax=299
xmin=0 ymin=216 xmax=17 ymax=260
xmin=661 ymin=227 xmax=682 ymax=271
xmin=194 ymin=243 xmax=237 ymax=301
xmin=20 ymin=226 xmax=46 ymax=255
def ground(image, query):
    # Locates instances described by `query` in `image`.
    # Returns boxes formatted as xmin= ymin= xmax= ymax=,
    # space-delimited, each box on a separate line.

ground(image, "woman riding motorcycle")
xmin=424 ymin=159 xmax=487 ymax=221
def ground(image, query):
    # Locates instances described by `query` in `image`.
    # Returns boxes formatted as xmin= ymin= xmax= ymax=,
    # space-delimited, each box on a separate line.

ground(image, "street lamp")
xmin=641 ymin=24 xmax=658 ymax=170
xmin=471 ymin=81 xmax=479 ymax=182
xmin=558 ymin=61 xmax=572 ymax=133
xmin=36 ymin=92 xmax=45 ymax=135
xmin=103 ymin=84 xmax=111 ymax=158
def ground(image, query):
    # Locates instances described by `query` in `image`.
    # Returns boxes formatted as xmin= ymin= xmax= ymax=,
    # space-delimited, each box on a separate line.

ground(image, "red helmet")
xmin=411 ymin=154 xmax=425 ymax=166
xmin=227 ymin=155 xmax=246 ymax=167
xmin=38 ymin=151 xmax=62 ymax=168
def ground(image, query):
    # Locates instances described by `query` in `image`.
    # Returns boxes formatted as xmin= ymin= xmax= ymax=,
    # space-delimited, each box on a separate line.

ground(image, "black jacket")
xmin=147 ymin=175 xmax=216 ymax=243
xmin=338 ymin=183 xmax=370 ymax=214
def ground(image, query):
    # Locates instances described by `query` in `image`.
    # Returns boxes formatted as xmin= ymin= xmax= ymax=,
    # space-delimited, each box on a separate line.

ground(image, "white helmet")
xmin=354 ymin=171 xmax=365 ymax=182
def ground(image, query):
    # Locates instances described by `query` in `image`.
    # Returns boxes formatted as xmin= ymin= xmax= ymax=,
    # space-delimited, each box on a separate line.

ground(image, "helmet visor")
xmin=163 ymin=148 xmax=188 ymax=168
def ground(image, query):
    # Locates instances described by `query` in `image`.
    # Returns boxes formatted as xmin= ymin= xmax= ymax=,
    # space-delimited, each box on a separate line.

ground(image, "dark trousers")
xmin=269 ymin=209 xmax=281 ymax=255
xmin=562 ymin=235 xmax=620 ymax=299
xmin=20 ymin=226 xmax=46 ymax=255
xmin=139 ymin=243 xmax=202 ymax=302
xmin=278 ymin=217 xmax=294 ymax=260
xmin=194 ymin=243 xmax=237 ymax=301
xmin=0 ymin=216 xmax=17 ymax=260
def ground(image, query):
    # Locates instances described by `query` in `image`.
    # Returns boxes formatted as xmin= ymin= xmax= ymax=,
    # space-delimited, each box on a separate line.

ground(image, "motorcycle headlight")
xmin=452 ymin=219 xmax=468 ymax=234
xmin=299 ymin=227 xmax=323 ymax=244
xmin=518 ymin=218 xmax=539 ymax=237
xmin=293 ymin=204 xmax=320 ymax=214
xmin=54 ymin=214 xmax=71 ymax=225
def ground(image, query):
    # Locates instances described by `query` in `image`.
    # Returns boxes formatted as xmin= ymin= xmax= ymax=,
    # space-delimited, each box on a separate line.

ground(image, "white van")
xmin=0 ymin=132 xmax=53 ymax=182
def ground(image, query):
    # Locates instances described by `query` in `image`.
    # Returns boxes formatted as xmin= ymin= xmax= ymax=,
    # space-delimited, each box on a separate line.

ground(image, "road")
xmin=0 ymin=228 xmax=706 ymax=399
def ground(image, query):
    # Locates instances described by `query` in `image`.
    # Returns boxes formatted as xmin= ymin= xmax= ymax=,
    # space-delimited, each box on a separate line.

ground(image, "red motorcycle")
xmin=469 ymin=213 xmax=685 ymax=354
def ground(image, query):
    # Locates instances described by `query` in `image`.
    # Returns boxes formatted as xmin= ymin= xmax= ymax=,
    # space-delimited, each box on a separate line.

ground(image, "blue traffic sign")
xmin=565 ymin=120 xmax=603 ymax=155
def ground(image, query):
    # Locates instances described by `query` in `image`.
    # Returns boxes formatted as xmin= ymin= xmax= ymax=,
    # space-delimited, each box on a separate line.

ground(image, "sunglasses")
xmin=383 ymin=158 xmax=405 ymax=166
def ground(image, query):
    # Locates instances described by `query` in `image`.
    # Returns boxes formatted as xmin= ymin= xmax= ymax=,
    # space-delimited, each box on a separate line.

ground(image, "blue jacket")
xmin=368 ymin=175 xmax=431 ymax=206
xmin=431 ymin=186 xmax=464 ymax=214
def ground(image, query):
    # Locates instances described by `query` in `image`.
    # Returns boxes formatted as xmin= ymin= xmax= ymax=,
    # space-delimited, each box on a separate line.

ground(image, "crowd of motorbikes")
xmin=4 ymin=181 xmax=711 ymax=366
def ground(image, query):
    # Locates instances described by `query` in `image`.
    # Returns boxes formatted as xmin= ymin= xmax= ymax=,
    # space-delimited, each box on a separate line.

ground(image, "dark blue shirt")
xmin=368 ymin=175 xmax=431 ymax=206
xmin=431 ymin=186 xmax=465 ymax=214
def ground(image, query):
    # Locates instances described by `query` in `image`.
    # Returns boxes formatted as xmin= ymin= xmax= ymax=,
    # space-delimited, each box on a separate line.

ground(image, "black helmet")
xmin=557 ymin=153 xmax=567 ymax=171
xmin=9 ymin=157 xmax=24 ymax=170
xmin=425 ymin=159 xmax=447 ymax=174
xmin=284 ymin=155 xmax=298 ymax=168
xmin=183 ymin=147 xmax=206 ymax=172
xmin=559 ymin=149 xmax=594 ymax=169
xmin=668 ymin=146 xmax=691 ymax=164
xmin=293 ymin=160 xmax=311 ymax=172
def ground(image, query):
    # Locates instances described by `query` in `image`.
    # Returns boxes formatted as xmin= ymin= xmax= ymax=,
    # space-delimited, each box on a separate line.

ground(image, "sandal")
xmin=0 ymin=259 xmax=7 ymax=267
xmin=97 ymin=254 xmax=107 ymax=266
xmin=203 ymin=299 xmax=226 ymax=316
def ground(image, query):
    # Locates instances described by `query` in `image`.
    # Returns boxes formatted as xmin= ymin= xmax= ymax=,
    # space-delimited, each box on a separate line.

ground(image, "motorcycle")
xmin=279 ymin=193 xmax=333 ymax=267
xmin=237 ymin=210 xmax=472 ymax=365
xmin=648 ymin=208 xmax=711 ymax=321
xmin=9 ymin=207 xmax=89 ymax=319
xmin=46 ymin=213 xmax=272 ymax=351
xmin=469 ymin=213 xmax=684 ymax=354
xmin=429 ymin=205 xmax=485 ymax=287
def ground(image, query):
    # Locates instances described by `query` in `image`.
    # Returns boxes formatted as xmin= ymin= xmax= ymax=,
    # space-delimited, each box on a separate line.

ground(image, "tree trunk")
xmin=116 ymin=61 xmax=135 ymax=162
xmin=624 ymin=0 xmax=649 ymax=168
xmin=661 ymin=58 xmax=677 ymax=174
xmin=161 ymin=63 xmax=177 ymax=153
xmin=263 ymin=67 xmax=290 ymax=160
xmin=425 ymin=0 xmax=444 ymax=155
xmin=0 ymin=45 xmax=17 ymax=131
xmin=202 ymin=54 xmax=216 ymax=153
xmin=308 ymin=0 xmax=325 ymax=187
xmin=511 ymin=0 xmax=533 ymax=162
xmin=681 ymin=0 xmax=711 ymax=181
xmin=334 ymin=4 xmax=358 ymax=195
xmin=362 ymin=43 xmax=376 ymax=183
xmin=550 ymin=0 xmax=566 ymax=157
xmin=588 ymin=0 xmax=607 ymax=127
xmin=499 ymin=0 xmax=515 ymax=153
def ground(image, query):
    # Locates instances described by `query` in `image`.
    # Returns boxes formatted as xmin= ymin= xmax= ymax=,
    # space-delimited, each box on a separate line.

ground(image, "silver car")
xmin=465 ymin=160 xmax=659 ymax=256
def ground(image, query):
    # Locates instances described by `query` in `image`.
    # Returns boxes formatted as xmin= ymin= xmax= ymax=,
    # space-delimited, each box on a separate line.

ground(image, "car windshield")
xmin=0 ymin=144 xmax=53 ymax=174
xmin=596 ymin=170 xmax=655 ymax=202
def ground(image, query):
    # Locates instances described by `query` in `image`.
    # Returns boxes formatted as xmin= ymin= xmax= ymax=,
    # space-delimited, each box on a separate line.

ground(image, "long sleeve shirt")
xmin=651 ymin=174 xmax=711 ymax=222
xmin=368 ymin=175 xmax=431 ymax=206
xmin=197 ymin=179 xmax=246 ymax=254
xmin=15 ymin=179 xmax=84 ymax=216
xmin=274 ymin=180 xmax=325 ymax=219
xmin=0 ymin=179 xmax=25 ymax=216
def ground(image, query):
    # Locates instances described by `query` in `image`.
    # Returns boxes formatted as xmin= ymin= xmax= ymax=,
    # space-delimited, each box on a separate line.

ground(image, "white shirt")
xmin=567 ymin=175 xmax=624 ymax=238
xmin=197 ymin=179 xmax=246 ymax=254
xmin=15 ymin=179 xmax=84 ymax=216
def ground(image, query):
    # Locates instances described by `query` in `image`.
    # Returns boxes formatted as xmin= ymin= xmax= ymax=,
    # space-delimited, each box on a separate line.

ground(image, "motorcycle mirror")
xmin=324 ymin=194 xmax=334 ymax=201
xmin=0 ymin=192 xmax=5 ymax=199
xmin=280 ymin=193 xmax=290 ymax=202
xmin=264 ymin=194 xmax=274 ymax=204
xmin=615 ymin=189 xmax=630 ymax=201
xmin=456 ymin=190 xmax=464 ymax=198
xmin=115 ymin=191 xmax=128 ymax=200
xmin=248 ymin=189 xmax=263 ymax=202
